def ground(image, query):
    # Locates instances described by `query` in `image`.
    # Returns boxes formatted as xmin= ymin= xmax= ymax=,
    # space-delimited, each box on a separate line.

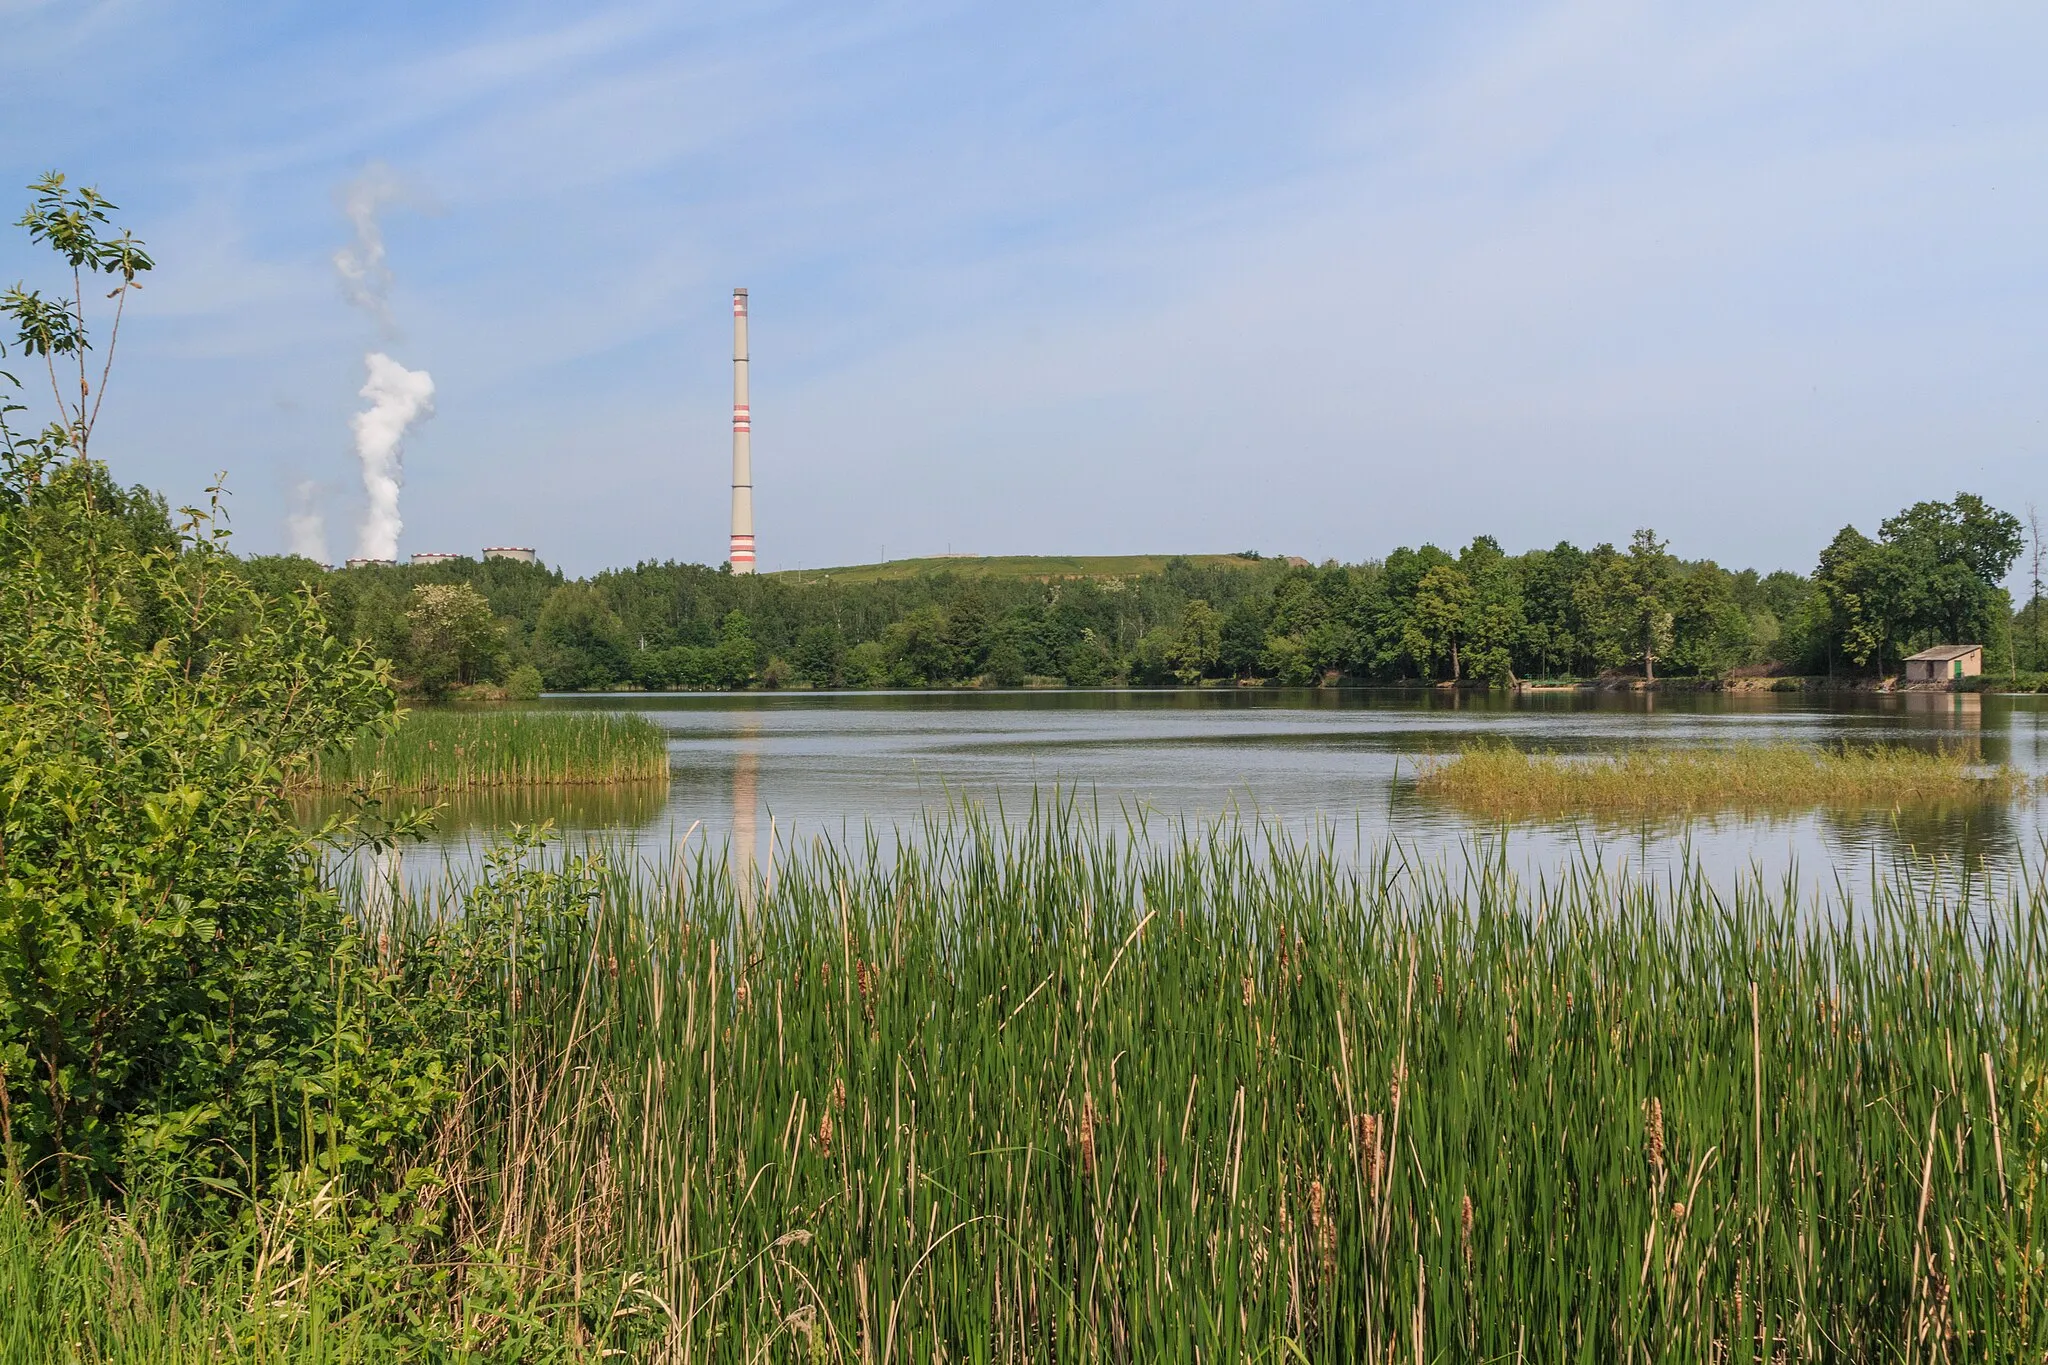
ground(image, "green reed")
xmin=9 ymin=805 xmax=2046 ymax=1361
xmin=301 ymin=707 xmax=671 ymax=792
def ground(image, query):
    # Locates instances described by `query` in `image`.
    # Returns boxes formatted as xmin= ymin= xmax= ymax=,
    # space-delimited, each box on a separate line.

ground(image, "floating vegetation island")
xmin=1415 ymin=741 xmax=2028 ymax=818
xmin=300 ymin=708 xmax=671 ymax=792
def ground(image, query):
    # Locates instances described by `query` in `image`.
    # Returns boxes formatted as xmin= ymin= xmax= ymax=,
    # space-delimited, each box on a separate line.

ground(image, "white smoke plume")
xmin=333 ymin=163 xmax=404 ymax=332
xmin=351 ymin=353 xmax=435 ymax=561
xmin=286 ymin=480 xmax=329 ymax=563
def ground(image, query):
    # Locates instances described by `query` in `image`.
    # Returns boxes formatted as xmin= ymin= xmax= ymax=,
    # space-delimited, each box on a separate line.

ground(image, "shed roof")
xmin=1904 ymin=644 xmax=1981 ymax=662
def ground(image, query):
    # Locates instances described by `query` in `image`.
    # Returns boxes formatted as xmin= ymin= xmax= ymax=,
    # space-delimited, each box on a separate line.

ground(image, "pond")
xmin=318 ymin=687 xmax=2048 ymax=893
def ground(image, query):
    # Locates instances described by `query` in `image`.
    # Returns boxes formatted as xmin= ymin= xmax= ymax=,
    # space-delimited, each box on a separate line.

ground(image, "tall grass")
xmin=300 ymin=708 xmax=671 ymax=792
xmin=6 ymin=806 xmax=2044 ymax=1361
xmin=1416 ymin=740 xmax=2029 ymax=817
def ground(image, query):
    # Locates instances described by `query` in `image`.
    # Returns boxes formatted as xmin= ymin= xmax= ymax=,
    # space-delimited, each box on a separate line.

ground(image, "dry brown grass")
xmin=1412 ymin=741 xmax=2028 ymax=817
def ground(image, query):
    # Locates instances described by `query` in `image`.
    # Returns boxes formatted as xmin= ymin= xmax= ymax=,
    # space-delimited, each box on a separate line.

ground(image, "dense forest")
xmin=234 ymin=491 xmax=2043 ymax=695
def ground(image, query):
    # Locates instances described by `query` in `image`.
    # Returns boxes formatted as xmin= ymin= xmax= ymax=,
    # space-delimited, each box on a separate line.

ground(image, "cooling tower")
xmin=729 ymin=288 xmax=755 ymax=573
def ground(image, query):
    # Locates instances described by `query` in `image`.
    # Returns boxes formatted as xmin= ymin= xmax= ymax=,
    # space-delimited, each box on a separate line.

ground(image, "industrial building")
xmin=483 ymin=546 xmax=537 ymax=564
xmin=410 ymin=551 xmax=461 ymax=565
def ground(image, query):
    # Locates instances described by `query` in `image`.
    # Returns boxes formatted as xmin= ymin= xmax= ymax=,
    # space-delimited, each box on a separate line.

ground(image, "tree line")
xmin=236 ymin=491 xmax=2041 ymax=696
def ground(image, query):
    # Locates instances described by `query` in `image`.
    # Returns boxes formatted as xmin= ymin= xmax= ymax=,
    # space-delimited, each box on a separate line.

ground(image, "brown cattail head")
xmin=1460 ymin=1192 xmax=1475 ymax=1271
xmin=1309 ymin=1178 xmax=1335 ymax=1275
xmin=1242 ymin=975 xmax=1255 ymax=1008
xmin=1353 ymin=1113 xmax=1384 ymax=1196
xmin=1078 ymin=1094 xmax=1097 ymax=1177
xmin=815 ymin=1108 xmax=834 ymax=1159
xmin=831 ymin=1077 xmax=847 ymax=1112
xmin=1645 ymin=1096 xmax=1667 ymax=1184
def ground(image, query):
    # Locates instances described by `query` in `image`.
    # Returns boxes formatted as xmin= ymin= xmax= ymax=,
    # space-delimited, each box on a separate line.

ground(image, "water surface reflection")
xmin=335 ymin=688 xmax=2047 ymax=892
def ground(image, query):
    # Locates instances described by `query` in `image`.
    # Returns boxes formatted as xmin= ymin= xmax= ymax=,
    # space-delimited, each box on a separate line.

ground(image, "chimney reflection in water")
xmin=730 ymin=718 xmax=760 ymax=912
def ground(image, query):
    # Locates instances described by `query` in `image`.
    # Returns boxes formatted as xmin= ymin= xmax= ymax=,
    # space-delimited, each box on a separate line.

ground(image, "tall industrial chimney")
xmin=729 ymin=288 xmax=755 ymax=573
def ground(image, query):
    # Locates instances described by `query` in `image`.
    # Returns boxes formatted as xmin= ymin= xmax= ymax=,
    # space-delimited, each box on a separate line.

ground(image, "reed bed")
xmin=1415 ymin=740 xmax=2029 ymax=818
xmin=300 ymin=707 xmax=671 ymax=792
xmin=8 ymin=807 xmax=2046 ymax=1361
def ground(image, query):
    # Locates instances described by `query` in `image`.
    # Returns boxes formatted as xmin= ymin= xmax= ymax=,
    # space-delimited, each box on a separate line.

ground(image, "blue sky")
xmin=4 ymin=1 xmax=2045 ymax=577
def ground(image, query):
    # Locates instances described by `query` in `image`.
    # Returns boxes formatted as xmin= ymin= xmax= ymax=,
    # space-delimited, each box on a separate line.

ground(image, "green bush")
xmin=0 ymin=434 xmax=414 ymax=1196
xmin=504 ymin=662 xmax=544 ymax=700
xmin=0 ymin=176 xmax=507 ymax=1206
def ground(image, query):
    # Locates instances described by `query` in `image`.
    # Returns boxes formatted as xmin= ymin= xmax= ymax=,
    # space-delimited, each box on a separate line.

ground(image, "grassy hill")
xmin=767 ymin=553 xmax=1277 ymax=584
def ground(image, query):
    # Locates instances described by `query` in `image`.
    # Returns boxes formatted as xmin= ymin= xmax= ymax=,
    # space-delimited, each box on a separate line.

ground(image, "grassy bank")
xmin=1962 ymin=671 xmax=2048 ymax=694
xmin=6 ymin=810 xmax=2043 ymax=1361
xmin=301 ymin=708 xmax=670 ymax=792
xmin=769 ymin=552 xmax=1267 ymax=584
xmin=1415 ymin=741 xmax=2028 ymax=817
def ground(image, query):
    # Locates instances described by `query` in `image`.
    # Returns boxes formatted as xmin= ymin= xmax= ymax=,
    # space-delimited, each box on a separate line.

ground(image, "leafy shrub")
xmin=0 ymin=433 xmax=411 ymax=1195
xmin=505 ymin=663 xmax=544 ymax=700
xmin=0 ymin=176 xmax=483 ymax=1204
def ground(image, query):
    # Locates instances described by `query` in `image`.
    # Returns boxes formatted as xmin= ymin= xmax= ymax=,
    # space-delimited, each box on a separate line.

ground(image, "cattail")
xmin=1242 ymin=975 xmax=1255 ymax=1007
xmin=831 ymin=1077 xmax=846 ymax=1112
xmin=819 ymin=959 xmax=831 ymax=987
xmin=1353 ymin=1113 xmax=1384 ymax=1196
xmin=815 ymin=1108 xmax=834 ymax=1159
xmin=1078 ymin=1094 xmax=1097 ymax=1177
xmin=1390 ymin=1064 xmax=1405 ymax=1112
xmin=1460 ymin=1192 xmax=1474 ymax=1272
xmin=1671 ymin=1201 xmax=1686 ymax=1220
xmin=1645 ymin=1096 xmax=1666 ymax=1185
xmin=1156 ymin=1148 xmax=1168 ymax=1181
xmin=1309 ymin=1179 xmax=1336 ymax=1277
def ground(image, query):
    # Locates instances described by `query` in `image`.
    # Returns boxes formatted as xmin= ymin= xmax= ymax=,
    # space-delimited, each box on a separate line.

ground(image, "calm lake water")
xmin=336 ymin=688 xmax=2048 ymax=894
